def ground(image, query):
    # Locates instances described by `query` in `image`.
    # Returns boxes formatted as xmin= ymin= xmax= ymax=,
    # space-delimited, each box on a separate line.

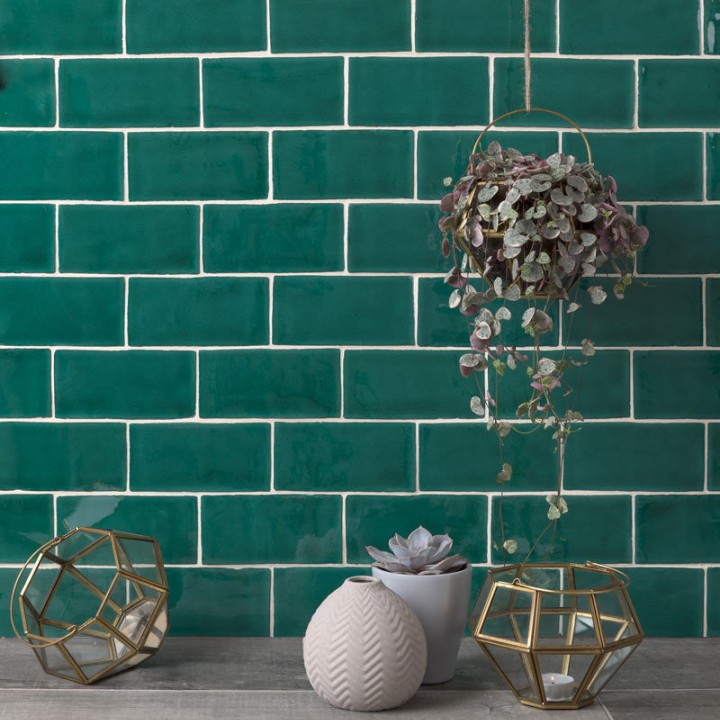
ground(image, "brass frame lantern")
xmin=470 ymin=562 xmax=644 ymax=710
xmin=11 ymin=526 xmax=170 ymax=685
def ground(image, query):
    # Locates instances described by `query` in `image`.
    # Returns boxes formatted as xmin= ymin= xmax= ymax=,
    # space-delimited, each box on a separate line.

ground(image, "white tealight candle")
xmin=542 ymin=672 xmax=575 ymax=702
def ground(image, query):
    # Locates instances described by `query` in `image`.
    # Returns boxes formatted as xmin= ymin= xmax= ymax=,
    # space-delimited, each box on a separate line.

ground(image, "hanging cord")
xmin=524 ymin=0 xmax=532 ymax=110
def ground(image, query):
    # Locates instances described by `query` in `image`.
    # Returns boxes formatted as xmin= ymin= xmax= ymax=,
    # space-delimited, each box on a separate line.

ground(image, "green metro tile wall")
xmin=0 ymin=0 xmax=716 ymax=639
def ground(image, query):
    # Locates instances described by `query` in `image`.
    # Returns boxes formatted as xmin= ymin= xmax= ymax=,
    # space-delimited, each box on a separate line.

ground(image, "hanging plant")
xmin=437 ymin=110 xmax=649 ymax=560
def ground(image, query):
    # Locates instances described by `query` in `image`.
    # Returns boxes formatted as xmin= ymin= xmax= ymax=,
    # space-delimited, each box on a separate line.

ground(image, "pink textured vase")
xmin=303 ymin=576 xmax=427 ymax=711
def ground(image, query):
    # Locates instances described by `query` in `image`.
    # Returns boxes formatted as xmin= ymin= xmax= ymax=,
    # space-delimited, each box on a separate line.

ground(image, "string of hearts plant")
xmin=438 ymin=114 xmax=649 ymax=563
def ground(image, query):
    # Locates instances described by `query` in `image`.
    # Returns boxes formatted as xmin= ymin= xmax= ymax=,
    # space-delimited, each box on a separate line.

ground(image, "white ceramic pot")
xmin=303 ymin=576 xmax=427 ymax=711
xmin=372 ymin=565 xmax=472 ymax=684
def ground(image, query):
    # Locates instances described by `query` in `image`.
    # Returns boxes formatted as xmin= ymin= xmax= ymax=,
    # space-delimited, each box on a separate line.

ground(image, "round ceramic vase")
xmin=303 ymin=576 xmax=427 ymax=712
xmin=372 ymin=565 xmax=473 ymax=684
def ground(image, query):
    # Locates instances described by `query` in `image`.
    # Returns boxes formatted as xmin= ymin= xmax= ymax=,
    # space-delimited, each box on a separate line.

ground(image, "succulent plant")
xmin=366 ymin=526 xmax=469 ymax=575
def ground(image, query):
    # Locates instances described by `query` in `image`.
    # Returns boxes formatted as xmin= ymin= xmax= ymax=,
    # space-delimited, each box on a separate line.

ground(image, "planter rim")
xmin=372 ymin=565 xmax=472 ymax=582
xmin=486 ymin=561 xmax=630 ymax=596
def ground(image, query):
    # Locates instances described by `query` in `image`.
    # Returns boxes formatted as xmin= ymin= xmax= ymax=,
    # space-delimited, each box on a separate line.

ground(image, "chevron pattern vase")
xmin=303 ymin=576 xmax=427 ymax=711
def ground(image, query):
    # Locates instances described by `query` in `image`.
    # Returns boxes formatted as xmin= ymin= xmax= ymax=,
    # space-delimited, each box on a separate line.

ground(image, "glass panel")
xmin=21 ymin=559 xmax=63 ymax=617
xmin=143 ymin=604 xmax=169 ymax=650
xmin=115 ymin=597 xmax=162 ymax=650
xmin=569 ymin=566 xmax=617 ymax=592
xmin=40 ymin=644 xmax=81 ymax=683
xmin=99 ymin=574 xmax=131 ymax=626
xmin=114 ymin=537 xmax=163 ymax=584
xmin=53 ymin=531 xmax=115 ymax=566
xmin=63 ymin=622 xmax=116 ymax=678
xmin=585 ymin=644 xmax=638 ymax=696
xmin=43 ymin=568 xmax=104 ymax=628
xmin=595 ymin=589 xmax=638 ymax=645
xmin=535 ymin=651 xmax=599 ymax=705
xmin=484 ymin=644 xmax=540 ymax=701
xmin=535 ymin=591 xmax=600 ymax=648
xmin=479 ymin=584 xmax=534 ymax=644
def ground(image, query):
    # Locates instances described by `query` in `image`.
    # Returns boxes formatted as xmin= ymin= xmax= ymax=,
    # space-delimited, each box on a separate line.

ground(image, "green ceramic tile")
xmin=200 ymin=350 xmax=340 ymax=418
xmin=0 ymin=60 xmax=54 ymax=126
xmin=270 ymin=0 xmax=410 ymax=52
xmin=707 ymin=280 xmax=720 ymax=346
xmin=419 ymin=423 xmax=556 ymax=492
xmin=204 ymin=58 xmax=343 ymax=127
xmin=640 ymin=61 xmax=720 ymax=128
xmin=166 ymin=568 xmax=270 ymax=636
xmin=273 ymin=131 xmax=413 ymax=200
xmin=55 ymin=351 xmax=195 ymax=419
xmin=0 ymin=132 xmax=123 ymax=200
xmin=707 ymin=133 xmax=720 ymax=200
xmin=491 ymin=495 xmax=632 ymax=564
xmin=349 ymin=58 xmax=488 ymax=127
xmin=417 ymin=278 xmax=560 ymax=348
xmin=347 ymin=204 xmax=445 ymax=273
xmin=128 ymin=132 xmax=268 ymax=201
xmin=564 ymin=423 xmax=705 ymax=491
xmin=60 ymin=59 xmax=199 ymax=128
xmin=416 ymin=0 xmax=555 ymax=52
xmin=708 ymin=568 xmax=720 ymax=635
xmin=562 ymin=278 xmax=702 ymax=347
xmin=563 ymin=133 xmax=703 ymax=202
xmin=0 ymin=495 xmax=53 ymax=563
xmin=494 ymin=60 xmax=634 ymax=129
xmin=126 ymin=0 xmax=266 ymax=53
xmin=204 ymin=204 xmax=343 ymax=273
xmin=56 ymin=495 xmax=198 ymax=564
xmin=0 ymin=204 xmax=54 ymax=272
xmin=275 ymin=422 xmax=415 ymax=491
xmin=709 ymin=425 xmax=720 ymax=489
xmin=59 ymin=205 xmax=199 ymax=274
xmin=274 ymin=567 xmax=369 ymax=636
xmin=130 ymin=423 xmax=270 ymax=492
xmin=626 ymin=568 xmax=704 ymax=637
xmin=492 ymin=351 xmax=631 ymax=420
xmin=273 ymin=276 xmax=414 ymax=346
xmin=344 ymin=350 xmax=478 ymax=419
xmin=561 ymin=0 xmax=699 ymax=54
xmin=0 ymin=278 xmax=124 ymax=346
xmin=708 ymin=0 xmax=720 ymax=54
xmin=129 ymin=278 xmax=269 ymax=346
xmin=345 ymin=495 xmax=488 ymax=563
xmin=636 ymin=495 xmax=720 ymax=563
xmin=637 ymin=206 xmax=720 ymax=274
xmin=635 ymin=351 xmax=720 ymax=418
xmin=0 ymin=423 xmax=126 ymax=491
xmin=0 ymin=0 xmax=121 ymax=54
xmin=202 ymin=495 xmax=342 ymax=564
xmin=0 ymin=350 xmax=50 ymax=417
xmin=416 ymin=130 xmax=559 ymax=200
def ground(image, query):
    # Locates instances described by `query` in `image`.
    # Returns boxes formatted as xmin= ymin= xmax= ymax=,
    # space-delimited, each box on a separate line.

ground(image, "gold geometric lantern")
xmin=470 ymin=562 xmax=643 ymax=710
xmin=11 ymin=526 xmax=170 ymax=685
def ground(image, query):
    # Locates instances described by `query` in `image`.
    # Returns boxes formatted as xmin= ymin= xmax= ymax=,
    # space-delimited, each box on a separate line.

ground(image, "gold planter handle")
xmin=472 ymin=107 xmax=592 ymax=164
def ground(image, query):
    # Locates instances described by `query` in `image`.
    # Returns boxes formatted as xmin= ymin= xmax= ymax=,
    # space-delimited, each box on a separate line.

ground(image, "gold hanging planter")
xmin=469 ymin=562 xmax=644 ymax=710
xmin=453 ymin=107 xmax=595 ymax=300
xmin=11 ymin=526 xmax=170 ymax=685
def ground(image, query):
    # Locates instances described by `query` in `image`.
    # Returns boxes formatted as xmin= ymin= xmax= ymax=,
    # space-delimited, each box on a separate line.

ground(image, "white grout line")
xmin=270 ymin=421 xmax=276 ymax=491
xmin=414 ymin=422 xmax=420 ymax=492
xmin=703 ymin=277 xmax=708 ymax=346
xmin=704 ymin=422 xmax=710 ymax=492
xmin=410 ymin=0 xmax=416 ymax=52
xmin=123 ymin=278 xmax=129 ymax=347
xmin=198 ymin=58 xmax=205 ymax=128
xmin=265 ymin=0 xmax=272 ymax=52
xmin=267 ymin=130 xmax=274 ymax=199
xmin=53 ymin=203 xmax=60 ymax=273
xmin=194 ymin=350 xmax=200 ymax=418
xmin=339 ymin=348 xmax=345 ymax=418
xmin=633 ymin=59 xmax=640 ymax=129
xmin=268 ymin=274 xmax=275 ymax=344
xmin=631 ymin=494 xmax=637 ymax=563
xmin=343 ymin=57 xmax=349 ymax=126
xmin=342 ymin=202 xmax=349 ymax=271
xmin=197 ymin=495 xmax=203 ymax=565
xmin=53 ymin=59 xmax=60 ymax=128
xmin=700 ymin=0 xmax=706 ymax=56
xmin=341 ymin=494 xmax=348 ymax=564
xmin=269 ymin=566 xmax=275 ymax=637
xmin=198 ymin=203 xmax=205 ymax=274
xmin=52 ymin=494 xmax=58 ymax=537
xmin=122 ymin=132 xmax=129 ymax=201
xmin=703 ymin=566 xmax=709 ymax=637
xmin=487 ymin=56 xmax=494 ymax=120
xmin=125 ymin=422 xmax=131 ymax=492
xmin=412 ymin=128 xmax=418 ymax=199
xmin=555 ymin=0 xmax=561 ymax=54
xmin=50 ymin=349 xmax=56 ymax=418
xmin=629 ymin=349 xmax=635 ymax=419
xmin=121 ymin=0 xmax=127 ymax=55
